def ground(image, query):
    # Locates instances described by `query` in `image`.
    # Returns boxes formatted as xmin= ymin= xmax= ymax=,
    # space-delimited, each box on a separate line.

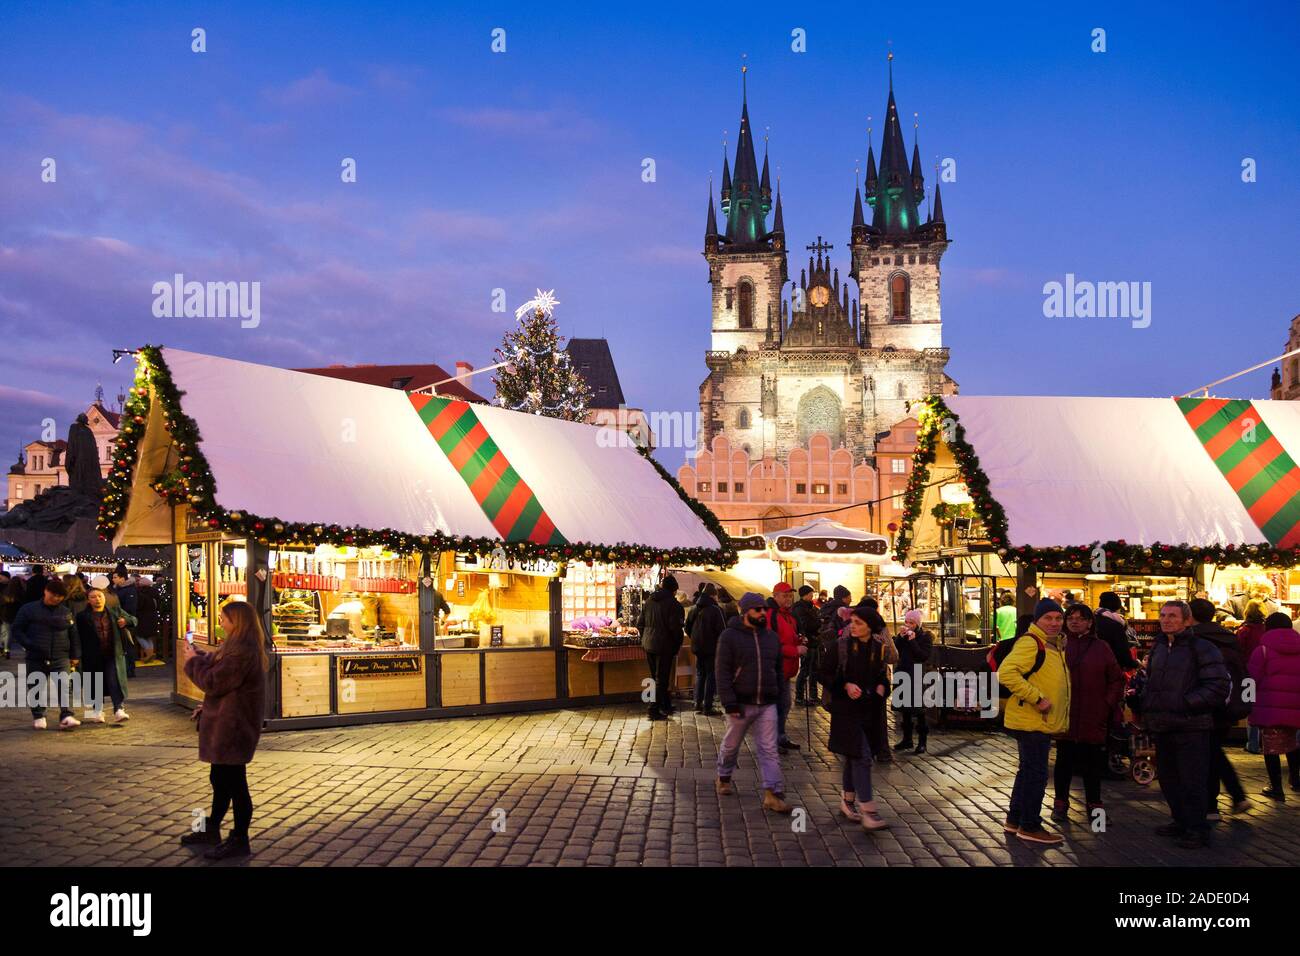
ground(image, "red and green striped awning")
xmin=1178 ymin=397 xmax=1300 ymax=548
xmin=409 ymin=394 xmax=568 ymax=546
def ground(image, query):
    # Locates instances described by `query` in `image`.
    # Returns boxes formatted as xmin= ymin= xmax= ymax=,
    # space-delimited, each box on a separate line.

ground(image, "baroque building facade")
xmin=698 ymin=63 xmax=957 ymax=464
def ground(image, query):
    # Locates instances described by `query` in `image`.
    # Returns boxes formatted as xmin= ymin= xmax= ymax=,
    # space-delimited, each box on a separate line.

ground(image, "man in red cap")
xmin=767 ymin=582 xmax=807 ymax=751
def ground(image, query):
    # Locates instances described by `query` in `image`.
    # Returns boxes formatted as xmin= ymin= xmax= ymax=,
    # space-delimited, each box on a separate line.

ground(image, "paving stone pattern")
xmin=1 ymin=657 xmax=1297 ymax=867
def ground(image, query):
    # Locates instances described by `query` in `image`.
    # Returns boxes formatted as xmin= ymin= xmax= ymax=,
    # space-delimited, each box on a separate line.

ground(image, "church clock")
xmin=809 ymin=285 xmax=831 ymax=308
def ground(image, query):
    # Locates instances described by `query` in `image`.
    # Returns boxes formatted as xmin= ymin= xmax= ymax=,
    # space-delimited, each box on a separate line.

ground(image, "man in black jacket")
xmin=714 ymin=592 xmax=791 ymax=813
xmin=1141 ymin=601 xmax=1231 ymax=848
xmin=792 ymin=585 xmax=821 ymax=704
xmin=638 ymin=575 xmax=685 ymax=720
xmin=690 ymin=585 xmax=726 ymax=715
xmin=11 ymin=577 xmax=81 ymax=729
xmin=1189 ymin=598 xmax=1250 ymax=816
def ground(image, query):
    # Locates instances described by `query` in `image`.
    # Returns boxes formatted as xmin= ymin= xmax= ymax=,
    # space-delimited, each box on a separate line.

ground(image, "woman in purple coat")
xmin=180 ymin=601 xmax=269 ymax=859
xmin=1247 ymin=612 xmax=1300 ymax=800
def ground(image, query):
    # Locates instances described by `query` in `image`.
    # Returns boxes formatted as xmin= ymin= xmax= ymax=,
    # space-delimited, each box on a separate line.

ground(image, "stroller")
xmin=1107 ymin=665 xmax=1157 ymax=785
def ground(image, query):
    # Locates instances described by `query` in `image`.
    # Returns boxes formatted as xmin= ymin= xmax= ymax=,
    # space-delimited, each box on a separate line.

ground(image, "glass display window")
xmin=181 ymin=542 xmax=210 ymax=641
xmin=440 ymin=551 xmax=551 ymax=648
xmin=268 ymin=544 xmax=419 ymax=653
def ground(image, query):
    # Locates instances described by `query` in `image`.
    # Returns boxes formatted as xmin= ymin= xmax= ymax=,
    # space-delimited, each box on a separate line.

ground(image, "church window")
xmin=870 ymin=257 xmax=879 ymax=266
xmin=1290 ymin=358 xmax=1299 ymax=386
xmin=890 ymin=273 xmax=910 ymax=320
xmin=813 ymin=483 xmax=828 ymax=495
xmin=837 ymin=482 xmax=848 ymax=495
xmin=896 ymin=381 xmax=906 ymax=399
xmin=718 ymin=482 xmax=728 ymax=493
xmin=909 ymin=255 xmax=916 ymax=265
xmin=894 ymin=255 xmax=903 ymax=266
xmin=698 ymin=481 xmax=712 ymax=493
xmin=737 ymin=280 xmax=755 ymax=329
xmin=920 ymin=254 xmax=929 ymax=264
xmin=737 ymin=408 xmax=751 ymax=429
xmin=725 ymin=288 xmax=734 ymax=310
xmin=797 ymin=386 xmax=844 ymax=448
xmin=795 ymin=482 xmax=807 ymax=494
xmin=734 ymin=482 xmax=744 ymax=493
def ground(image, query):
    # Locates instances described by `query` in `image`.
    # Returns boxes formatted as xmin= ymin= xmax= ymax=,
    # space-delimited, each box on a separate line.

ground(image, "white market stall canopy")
xmin=900 ymin=394 xmax=1300 ymax=563
xmin=108 ymin=347 xmax=727 ymax=563
xmin=766 ymin=518 xmax=892 ymax=565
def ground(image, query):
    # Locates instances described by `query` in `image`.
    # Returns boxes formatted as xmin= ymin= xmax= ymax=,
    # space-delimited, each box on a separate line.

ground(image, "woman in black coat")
xmin=818 ymin=601 xmax=897 ymax=831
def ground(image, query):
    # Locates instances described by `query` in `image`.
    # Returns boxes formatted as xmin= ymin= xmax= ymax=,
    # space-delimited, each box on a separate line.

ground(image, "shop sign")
xmin=336 ymin=654 xmax=424 ymax=679
xmin=774 ymin=535 xmax=888 ymax=556
xmin=490 ymin=626 xmax=504 ymax=647
xmin=455 ymin=550 xmax=559 ymax=577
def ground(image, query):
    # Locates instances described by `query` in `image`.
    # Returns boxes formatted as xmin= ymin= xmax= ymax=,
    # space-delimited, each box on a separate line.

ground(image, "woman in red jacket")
xmin=1248 ymin=612 xmax=1300 ymax=800
xmin=1052 ymin=604 xmax=1124 ymax=823
xmin=180 ymin=601 xmax=269 ymax=859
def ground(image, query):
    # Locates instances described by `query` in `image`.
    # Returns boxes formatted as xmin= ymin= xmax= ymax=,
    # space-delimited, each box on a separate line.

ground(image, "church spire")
xmin=772 ymin=183 xmax=784 ymax=234
xmin=871 ymin=53 xmax=923 ymax=236
xmin=724 ymin=63 xmax=770 ymax=246
xmin=705 ymin=182 xmax=718 ymax=238
xmin=932 ymin=180 xmax=945 ymax=224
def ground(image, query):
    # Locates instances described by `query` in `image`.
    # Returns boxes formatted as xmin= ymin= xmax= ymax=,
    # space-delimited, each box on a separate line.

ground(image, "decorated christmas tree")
xmin=493 ymin=289 xmax=592 ymax=421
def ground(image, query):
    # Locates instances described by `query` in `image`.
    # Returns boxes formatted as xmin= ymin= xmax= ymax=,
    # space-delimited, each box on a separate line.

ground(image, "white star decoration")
xmin=514 ymin=288 xmax=560 ymax=321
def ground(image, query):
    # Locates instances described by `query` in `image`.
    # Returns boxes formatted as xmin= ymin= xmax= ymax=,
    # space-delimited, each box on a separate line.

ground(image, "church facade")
xmin=698 ymin=65 xmax=957 ymax=463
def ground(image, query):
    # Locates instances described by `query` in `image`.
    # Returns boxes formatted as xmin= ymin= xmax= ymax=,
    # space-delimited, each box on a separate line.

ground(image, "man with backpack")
xmin=1140 ymin=600 xmax=1231 ymax=848
xmin=715 ymin=592 xmax=793 ymax=814
xmin=997 ymin=598 xmax=1071 ymax=845
xmin=1188 ymin=598 xmax=1251 ymax=818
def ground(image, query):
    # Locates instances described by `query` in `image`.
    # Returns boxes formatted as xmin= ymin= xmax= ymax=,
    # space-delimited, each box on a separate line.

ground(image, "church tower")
xmin=704 ymin=66 xmax=788 ymax=355
xmin=849 ymin=53 xmax=949 ymax=355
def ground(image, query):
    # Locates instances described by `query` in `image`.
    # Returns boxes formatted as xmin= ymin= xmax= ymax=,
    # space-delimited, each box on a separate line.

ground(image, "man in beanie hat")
xmin=639 ymin=574 xmax=686 ymax=720
xmin=715 ymin=592 xmax=792 ymax=814
xmin=998 ymin=597 xmax=1071 ymax=845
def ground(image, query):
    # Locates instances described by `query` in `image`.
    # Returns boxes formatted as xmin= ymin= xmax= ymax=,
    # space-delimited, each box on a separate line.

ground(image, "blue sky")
xmin=1 ymin=0 xmax=1297 ymax=470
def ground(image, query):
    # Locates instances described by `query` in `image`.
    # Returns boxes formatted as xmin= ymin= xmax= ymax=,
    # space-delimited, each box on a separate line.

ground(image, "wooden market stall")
xmin=895 ymin=393 xmax=1300 ymax=648
xmin=102 ymin=346 xmax=732 ymax=730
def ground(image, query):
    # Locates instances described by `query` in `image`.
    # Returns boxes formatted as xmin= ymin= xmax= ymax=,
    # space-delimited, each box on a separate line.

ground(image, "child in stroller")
xmin=1107 ymin=663 xmax=1157 ymax=785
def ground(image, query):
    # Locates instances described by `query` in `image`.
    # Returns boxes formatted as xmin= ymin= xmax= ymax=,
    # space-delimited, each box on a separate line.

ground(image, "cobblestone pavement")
xmin=2 ymin=656 xmax=1297 ymax=867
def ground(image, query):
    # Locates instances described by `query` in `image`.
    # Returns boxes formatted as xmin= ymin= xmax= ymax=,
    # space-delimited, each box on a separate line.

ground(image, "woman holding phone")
xmin=818 ymin=601 xmax=898 ymax=831
xmin=180 ymin=600 xmax=269 ymax=860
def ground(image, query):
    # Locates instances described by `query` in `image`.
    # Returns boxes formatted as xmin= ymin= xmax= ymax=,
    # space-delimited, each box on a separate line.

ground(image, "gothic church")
xmin=699 ymin=62 xmax=957 ymax=461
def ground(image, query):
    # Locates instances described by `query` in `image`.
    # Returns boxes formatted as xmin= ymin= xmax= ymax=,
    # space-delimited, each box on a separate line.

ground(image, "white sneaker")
xmin=113 ymin=708 xmax=130 ymax=722
xmin=59 ymin=715 xmax=81 ymax=730
xmin=33 ymin=717 xmax=47 ymax=730
xmin=84 ymin=711 xmax=106 ymax=723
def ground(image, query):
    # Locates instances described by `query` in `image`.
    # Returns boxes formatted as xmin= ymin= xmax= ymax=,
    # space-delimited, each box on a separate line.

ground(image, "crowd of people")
xmin=1000 ymin=595 xmax=1300 ymax=849
xmin=640 ymin=576 xmax=1300 ymax=849
xmin=639 ymin=577 xmax=934 ymax=829
xmin=0 ymin=563 xmax=166 ymax=728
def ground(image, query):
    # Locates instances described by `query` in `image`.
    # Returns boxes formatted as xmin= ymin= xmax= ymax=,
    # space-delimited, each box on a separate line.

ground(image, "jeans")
xmin=1155 ymin=730 xmax=1214 ymax=833
xmin=717 ymin=703 xmax=783 ymax=791
xmin=85 ymin=664 xmax=125 ymax=716
xmin=209 ymin=763 xmax=253 ymax=841
xmin=646 ymin=651 xmax=675 ymax=714
xmin=1209 ymin=727 xmax=1246 ymax=804
xmin=694 ymin=658 xmax=716 ymax=711
xmin=777 ymin=678 xmax=792 ymax=740
xmin=841 ymin=728 xmax=874 ymax=801
xmin=1053 ymin=739 xmax=1104 ymax=805
xmin=27 ymin=652 xmax=75 ymax=721
xmin=1007 ymin=729 xmax=1052 ymax=829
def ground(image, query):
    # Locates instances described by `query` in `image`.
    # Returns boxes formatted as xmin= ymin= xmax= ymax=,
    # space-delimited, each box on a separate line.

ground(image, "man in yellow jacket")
xmin=999 ymin=598 xmax=1072 ymax=845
